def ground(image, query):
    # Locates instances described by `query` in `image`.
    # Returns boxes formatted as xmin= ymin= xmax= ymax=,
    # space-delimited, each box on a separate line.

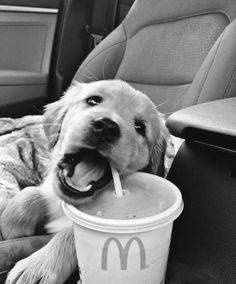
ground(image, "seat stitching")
xmin=126 ymin=80 xmax=191 ymax=87
xmin=194 ymin=30 xmax=226 ymax=105
xmin=223 ymin=67 xmax=236 ymax=98
xmin=76 ymin=30 xmax=127 ymax=79
xmin=115 ymin=24 xmax=128 ymax=78
xmin=126 ymin=10 xmax=230 ymax=39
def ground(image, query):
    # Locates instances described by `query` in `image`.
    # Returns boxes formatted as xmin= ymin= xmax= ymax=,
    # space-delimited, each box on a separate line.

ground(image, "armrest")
xmin=0 ymin=70 xmax=48 ymax=85
xmin=166 ymin=98 xmax=236 ymax=150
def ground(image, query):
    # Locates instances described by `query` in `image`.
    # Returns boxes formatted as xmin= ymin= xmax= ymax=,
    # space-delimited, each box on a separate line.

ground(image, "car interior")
xmin=0 ymin=0 xmax=236 ymax=283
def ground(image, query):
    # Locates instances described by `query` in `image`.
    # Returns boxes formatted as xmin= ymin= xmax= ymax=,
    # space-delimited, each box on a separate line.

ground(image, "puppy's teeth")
xmin=84 ymin=184 xmax=92 ymax=191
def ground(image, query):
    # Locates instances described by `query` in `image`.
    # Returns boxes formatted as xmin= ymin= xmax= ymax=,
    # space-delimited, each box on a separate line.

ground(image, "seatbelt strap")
xmin=86 ymin=0 xmax=119 ymax=50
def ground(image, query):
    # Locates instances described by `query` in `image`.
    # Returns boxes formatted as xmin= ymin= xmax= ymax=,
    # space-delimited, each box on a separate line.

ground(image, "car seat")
xmin=74 ymin=0 xmax=236 ymax=115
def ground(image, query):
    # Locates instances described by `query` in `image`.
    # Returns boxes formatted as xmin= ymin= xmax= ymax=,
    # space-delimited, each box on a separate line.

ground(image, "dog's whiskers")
xmin=163 ymin=111 xmax=174 ymax=116
xmin=21 ymin=122 xmax=63 ymax=127
xmin=47 ymin=133 xmax=64 ymax=139
xmin=154 ymin=102 xmax=166 ymax=109
xmin=43 ymin=123 xmax=64 ymax=127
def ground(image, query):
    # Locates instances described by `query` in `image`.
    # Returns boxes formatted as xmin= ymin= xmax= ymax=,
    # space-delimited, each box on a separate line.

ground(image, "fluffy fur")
xmin=1 ymin=80 xmax=168 ymax=284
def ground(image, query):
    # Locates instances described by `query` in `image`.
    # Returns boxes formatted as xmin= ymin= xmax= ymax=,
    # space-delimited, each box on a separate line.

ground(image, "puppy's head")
xmin=44 ymin=80 xmax=168 ymax=205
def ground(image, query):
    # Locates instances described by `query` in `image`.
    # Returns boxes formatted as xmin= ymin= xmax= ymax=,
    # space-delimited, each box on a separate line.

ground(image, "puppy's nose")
xmin=91 ymin=117 xmax=120 ymax=143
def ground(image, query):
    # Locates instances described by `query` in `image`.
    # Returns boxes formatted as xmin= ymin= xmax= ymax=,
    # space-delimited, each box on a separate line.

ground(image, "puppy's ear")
xmin=43 ymin=81 xmax=84 ymax=149
xmin=43 ymin=100 xmax=66 ymax=149
xmin=149 ymin=117 xmax=169 ymax=177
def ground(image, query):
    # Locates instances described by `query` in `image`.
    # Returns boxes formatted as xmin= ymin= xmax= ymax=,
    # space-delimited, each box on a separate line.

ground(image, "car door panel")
xmin=0 ymin=1 xmax=59 ymax=116
xmin=0 ymin=0 xmax=59 ymax=9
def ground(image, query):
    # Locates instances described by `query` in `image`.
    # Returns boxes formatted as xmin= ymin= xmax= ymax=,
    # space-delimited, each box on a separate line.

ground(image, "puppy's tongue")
xmin=65 ymin=153 xmax=106 ymax=191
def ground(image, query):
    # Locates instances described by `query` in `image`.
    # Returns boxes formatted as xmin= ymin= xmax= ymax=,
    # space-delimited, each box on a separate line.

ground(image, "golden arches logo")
xmin=101 ymin=237 xmax=147 ymax=271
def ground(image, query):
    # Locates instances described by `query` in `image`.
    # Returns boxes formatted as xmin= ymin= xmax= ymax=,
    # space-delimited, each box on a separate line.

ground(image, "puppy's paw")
xmin=1 ymin=186 xmax=48 ymax=239
xmin=6 ymin=252 xmax=64 ymax=284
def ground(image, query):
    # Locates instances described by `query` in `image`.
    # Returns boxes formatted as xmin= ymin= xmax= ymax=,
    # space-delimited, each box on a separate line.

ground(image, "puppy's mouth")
xmin=57 ymin=148 xmax=112 ymax=199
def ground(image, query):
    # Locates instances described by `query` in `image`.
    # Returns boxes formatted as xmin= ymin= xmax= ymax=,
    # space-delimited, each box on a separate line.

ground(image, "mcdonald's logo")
xmin=101 ymin=237 xmax=147 ymax=271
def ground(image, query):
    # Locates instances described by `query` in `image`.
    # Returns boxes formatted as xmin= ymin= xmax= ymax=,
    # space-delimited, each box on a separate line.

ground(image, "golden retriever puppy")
xmin=2 ymin=80 xmax=168 ymax=284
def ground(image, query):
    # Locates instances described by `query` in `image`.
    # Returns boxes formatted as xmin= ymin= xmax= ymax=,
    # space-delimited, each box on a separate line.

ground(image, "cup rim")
xmin=62 ymin=173 xmax=183 ymax=233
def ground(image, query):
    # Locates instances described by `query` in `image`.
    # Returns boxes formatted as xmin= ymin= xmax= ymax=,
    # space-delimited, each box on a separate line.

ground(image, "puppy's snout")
xmin=91 ymin=117 xmax=120 ymax=143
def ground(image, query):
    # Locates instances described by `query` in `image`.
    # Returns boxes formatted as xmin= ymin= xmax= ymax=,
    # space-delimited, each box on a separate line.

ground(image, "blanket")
xmin=0 ymin=116 xmax=49 ymax=239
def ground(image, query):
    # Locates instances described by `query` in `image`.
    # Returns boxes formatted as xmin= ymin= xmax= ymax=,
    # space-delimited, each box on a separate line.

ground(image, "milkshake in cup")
xmin=63 ymin=172 xmax=183 ymax=284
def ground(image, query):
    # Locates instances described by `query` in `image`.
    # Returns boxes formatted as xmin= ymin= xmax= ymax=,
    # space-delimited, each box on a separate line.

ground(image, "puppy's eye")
xmin=86 ymin=96 xmax=103 ymax=106
xmin=134 ymin=120 xmax=146 ymax=136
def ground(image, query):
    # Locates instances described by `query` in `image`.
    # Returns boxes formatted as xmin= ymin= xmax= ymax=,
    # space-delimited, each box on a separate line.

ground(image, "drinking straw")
xmin=111 ymin=166 xmax=124 ymax=197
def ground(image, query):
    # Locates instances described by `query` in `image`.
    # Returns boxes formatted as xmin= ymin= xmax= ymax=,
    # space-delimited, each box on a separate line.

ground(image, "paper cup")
xmin=63 ymin=173 xmax=183 ymax=284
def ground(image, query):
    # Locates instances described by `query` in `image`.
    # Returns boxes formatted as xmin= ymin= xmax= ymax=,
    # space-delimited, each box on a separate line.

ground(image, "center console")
xmin=165 ymin=98 xmax=236 ymax=283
